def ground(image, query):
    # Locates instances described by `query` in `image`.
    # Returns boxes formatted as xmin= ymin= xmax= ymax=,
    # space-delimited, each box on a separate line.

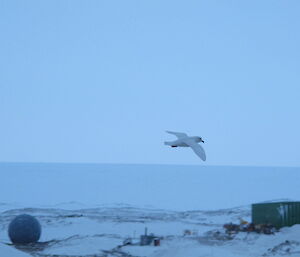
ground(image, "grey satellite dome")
xmin=8 ymin=214 xmax=41 ymax=244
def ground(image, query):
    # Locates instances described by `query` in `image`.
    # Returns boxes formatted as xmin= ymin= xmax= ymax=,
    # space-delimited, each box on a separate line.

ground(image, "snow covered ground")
xmin=0 ymin=243 xmax=31 ymax=257
xmin=1 ymin=163 xmax=300 ymax=256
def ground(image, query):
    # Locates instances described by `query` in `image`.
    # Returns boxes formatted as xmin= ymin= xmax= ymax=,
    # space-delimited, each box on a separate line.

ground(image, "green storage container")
xmin=252 ymin=202 xmax=300 ymax=229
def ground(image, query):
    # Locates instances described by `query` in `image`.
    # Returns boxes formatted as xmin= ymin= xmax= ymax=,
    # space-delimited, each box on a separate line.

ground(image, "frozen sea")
xmin=0 ymin=162 xmax=300 ymax=257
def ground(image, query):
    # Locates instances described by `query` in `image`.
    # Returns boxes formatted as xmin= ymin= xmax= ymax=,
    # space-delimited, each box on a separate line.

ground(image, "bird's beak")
xmin=202 ymin=140 xmax=205 ymax=143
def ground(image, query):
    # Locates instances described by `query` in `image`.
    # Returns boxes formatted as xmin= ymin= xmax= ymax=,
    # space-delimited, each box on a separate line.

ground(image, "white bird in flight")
xmin=164 ymin=131 xmax=206 ymax=161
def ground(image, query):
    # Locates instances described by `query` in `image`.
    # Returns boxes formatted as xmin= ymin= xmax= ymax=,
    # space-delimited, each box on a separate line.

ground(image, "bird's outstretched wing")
xmin=166 ymin=131 xmax=188 ymax=139
xmin=183 ymin=138 xmax=206 ymax=161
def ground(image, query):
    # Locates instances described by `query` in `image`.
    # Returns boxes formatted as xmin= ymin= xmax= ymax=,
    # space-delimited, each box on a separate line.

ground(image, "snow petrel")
xmin=164 ymin=131 xmax=206 ymax=161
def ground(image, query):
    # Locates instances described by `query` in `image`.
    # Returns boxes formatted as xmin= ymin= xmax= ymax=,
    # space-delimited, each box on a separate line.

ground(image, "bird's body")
xmin=164 ymin=131 xmax=206 ymax=161
xmin=165 ymin=136 xmax=202 ymax=147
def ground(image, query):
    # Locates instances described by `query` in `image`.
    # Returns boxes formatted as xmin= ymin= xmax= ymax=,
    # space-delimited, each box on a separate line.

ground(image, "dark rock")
xmin=8 ymin=214 xmax=41 ymax=244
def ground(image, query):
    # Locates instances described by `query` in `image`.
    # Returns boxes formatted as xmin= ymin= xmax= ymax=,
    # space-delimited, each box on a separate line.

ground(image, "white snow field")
xmin=0 ymin=243 xmax=31 ymax=257
xmin=0 ymin=163 xmax=300 ymax=257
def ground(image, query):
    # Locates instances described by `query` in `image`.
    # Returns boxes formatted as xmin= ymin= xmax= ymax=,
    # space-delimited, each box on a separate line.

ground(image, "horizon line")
xmin=0 ymin=161 xmax=299 ymax=169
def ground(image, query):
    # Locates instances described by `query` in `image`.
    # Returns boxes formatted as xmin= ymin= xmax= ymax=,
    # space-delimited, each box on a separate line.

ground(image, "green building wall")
xmin=252 ymin=202 xmax=300 ymax=229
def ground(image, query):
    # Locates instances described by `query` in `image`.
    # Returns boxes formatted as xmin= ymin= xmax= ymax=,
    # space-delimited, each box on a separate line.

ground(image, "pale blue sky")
xmin=1 ymin=0 xmax=299 ymax=166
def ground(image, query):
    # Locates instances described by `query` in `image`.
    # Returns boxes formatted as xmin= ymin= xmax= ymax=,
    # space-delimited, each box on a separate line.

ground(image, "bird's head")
xmin=196 ymin=136 xmax=205 ymax=143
